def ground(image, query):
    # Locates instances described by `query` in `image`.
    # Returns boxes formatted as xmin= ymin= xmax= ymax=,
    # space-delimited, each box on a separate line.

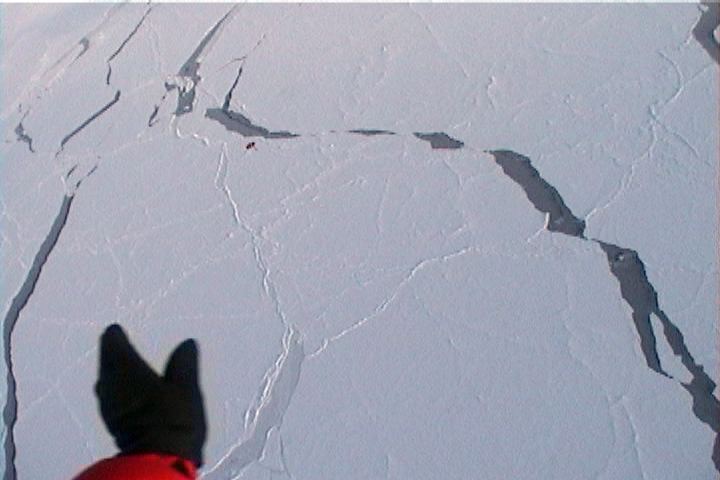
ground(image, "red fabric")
xmin=72 ymin=453 xmax=196 ymax=480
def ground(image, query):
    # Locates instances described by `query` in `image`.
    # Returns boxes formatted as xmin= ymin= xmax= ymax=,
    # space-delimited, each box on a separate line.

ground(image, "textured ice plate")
xmin=1 ymin=4 xmax=718 ymax=479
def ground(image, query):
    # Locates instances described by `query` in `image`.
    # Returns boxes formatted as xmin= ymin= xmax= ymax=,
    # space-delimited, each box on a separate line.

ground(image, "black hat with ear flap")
xmin=163 ymin=338 xmax=207 ymax=465
xmin=95 ymin=324 xmax=207 ymax=467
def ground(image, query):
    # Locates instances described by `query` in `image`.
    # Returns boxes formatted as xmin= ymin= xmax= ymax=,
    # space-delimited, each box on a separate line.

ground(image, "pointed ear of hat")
xmin=164 ymin=339 xmax=200 ymax=390
xmin=99 ymin=324 xmax=157 ymax=383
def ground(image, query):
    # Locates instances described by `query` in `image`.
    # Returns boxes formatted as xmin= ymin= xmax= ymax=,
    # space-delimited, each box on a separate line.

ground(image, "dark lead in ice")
xmin=598 ymin=243 xmax=668 ymax=377
xmin=148 ymin=104 xmax=160 ymax=127
xmin=205 ymin=63 xmax=298 ymax=139
xmin=598 ymin=241 xmax=720 ymax=470
xmin=488 ymin=150 xmax=586 ymax=237
xmin=204 ymin=57 xmax=465 ymax=147
xmin=693 ymin=2 xmax=719 ymax=65
xmin=205 ymin=109 xmax=299 ymax=139
xmin=173 ymin=8 xmax=235 ymax=116
xmin=14 ymin=123 xmax=34 ymax=153
xmin=222 ymin=66 xmax=243 ymax=112
xmin=490 ymin=148 xmax=718 ymax=472
xmin=58 ymin=90 xmax=121 ymax=153
xmin=413 ymin=132 xmax=464 ymax=149
xmin=72 ymin=38 xmax=90 ymax=64
xmin=2 ymin=195 xmax=75 ymax=480
xmin=348 ymin=129 xmax=396 ymax=136
xmin=106 ymin=6 xmax=153 ymax=86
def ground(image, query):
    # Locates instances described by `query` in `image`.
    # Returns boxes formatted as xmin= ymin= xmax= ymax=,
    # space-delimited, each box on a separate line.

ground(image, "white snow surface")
xmin=0 ymin=3 xmax=718 ymax=479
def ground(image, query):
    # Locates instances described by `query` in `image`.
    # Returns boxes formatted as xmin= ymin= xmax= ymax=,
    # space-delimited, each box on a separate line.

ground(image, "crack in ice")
xmin=407 ymin=4 xmax=470 ymax=80
xmin=204 ymin=49 xmax=467 ymax=150
xmin=309 ymin=246 xmax=476 ymax=358
xmin=348 ymin=129 xmax=396 ymax=137
xmin=214 ymin=144 xmax=289 ymax=330
xmin=489 ymin=150 xmax=586 ymax=237
xmin=413 ymin=132 xmax=465 ymax=150
xmin=693 ymin=2 xmax=720 ymax=65
xmin=57 ymin=90 xmax=121 ymax=155
xmin=207 ymin=63 xmax=297 ymax=139
xmin=618 ymin=399 xmax=649 ymax=480
xmin=170 ymin=7 xmax=237 ymax=116
xmin=206 ymin=108 xmax=299 ymax=140
xmin=2 ymin=195 xmax=74 ymax=480
xmin=597 ymin=243 xmax=670 ymax=379
xmin=489 ymin=149 xmax=719 ymax=473
xmin=106 ymin=6 xmax=153 ymax=86
xmin=72 ymin=38 xmax=90 ymax=64
xmin=13 ymin=122 xmax=34 ymax=154
xmin=202 ymin=326 xmax=303 ymax=480
xmin=214 ymin=143 xmax=241 ymax=226
xmin=205 ymin=55 xmax=299 ymax=140
xmin=222 ymin=65 xmax=243 ymax=112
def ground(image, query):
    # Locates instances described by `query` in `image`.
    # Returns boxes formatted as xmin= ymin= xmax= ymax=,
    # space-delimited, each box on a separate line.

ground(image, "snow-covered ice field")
xmin=1 ymin=3 xmax=718 ymax=479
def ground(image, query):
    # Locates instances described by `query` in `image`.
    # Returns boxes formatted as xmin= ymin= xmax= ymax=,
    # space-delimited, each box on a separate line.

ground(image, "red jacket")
xmin=73 ymin=454 xmax=196 ymax=480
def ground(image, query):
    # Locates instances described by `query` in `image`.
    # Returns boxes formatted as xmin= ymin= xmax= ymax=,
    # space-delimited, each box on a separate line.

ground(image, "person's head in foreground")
xmin=73 ymin=324 xmax=206 ymax=480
